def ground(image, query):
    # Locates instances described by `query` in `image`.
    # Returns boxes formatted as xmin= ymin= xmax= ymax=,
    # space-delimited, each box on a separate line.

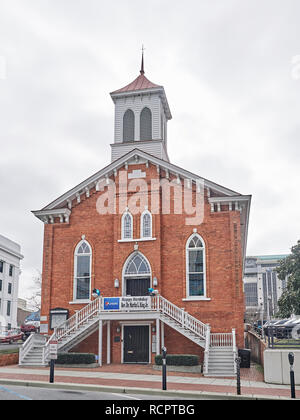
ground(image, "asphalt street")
xmin=0 ymin=384 xmax=209 ymax=401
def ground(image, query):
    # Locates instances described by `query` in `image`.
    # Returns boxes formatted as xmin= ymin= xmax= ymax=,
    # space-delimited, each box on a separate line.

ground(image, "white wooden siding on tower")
xmin=111 ymin=140 xmax=168 ymax=162
xmin=113 ymin=94 xmax=163 ymax=144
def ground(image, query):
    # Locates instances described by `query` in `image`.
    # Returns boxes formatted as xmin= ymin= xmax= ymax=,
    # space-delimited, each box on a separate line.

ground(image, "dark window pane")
xmin=76 ymin=278 xmax=90 ymax=300
xmin=140 ymin=108 xmax=152 ymax=140
xmin=189 ymin=250 xmax=203 ymax=272
xmin=123 ymin=109 xmax=135 ymax=142
xmin=77 ymin=256 xmax=90 ymax=278
xmin=189 ymin=274 xmax=204 ymax=296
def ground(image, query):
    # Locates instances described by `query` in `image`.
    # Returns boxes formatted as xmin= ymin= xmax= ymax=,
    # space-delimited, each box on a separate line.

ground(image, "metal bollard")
xmin=162 ymin=346 xmax=167 ymax=391
xmin=288 ymin=352 xmax=296 ymax=399
xmin=235 ymin=356 xmax=241 ymax=395
xmin=49 ymin=359 xmax=55 ymax=383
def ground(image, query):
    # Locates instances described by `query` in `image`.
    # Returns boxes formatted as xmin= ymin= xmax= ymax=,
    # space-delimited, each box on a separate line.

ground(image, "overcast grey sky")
xmin=0 ymin=0 xmax=299 ymax=299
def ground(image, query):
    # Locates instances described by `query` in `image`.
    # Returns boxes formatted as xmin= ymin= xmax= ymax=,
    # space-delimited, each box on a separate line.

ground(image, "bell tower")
xmin=110 ymin=53 xmax=172 ymax=162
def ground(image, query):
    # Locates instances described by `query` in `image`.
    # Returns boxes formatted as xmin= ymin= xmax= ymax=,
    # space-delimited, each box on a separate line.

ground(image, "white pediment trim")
xmin=40 ymin=149 xmax=241 ymax=212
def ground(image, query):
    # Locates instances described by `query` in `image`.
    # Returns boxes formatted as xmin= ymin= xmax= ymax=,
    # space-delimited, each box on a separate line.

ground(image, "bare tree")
xmin=27 ymin=270 xmax=42 ymax=311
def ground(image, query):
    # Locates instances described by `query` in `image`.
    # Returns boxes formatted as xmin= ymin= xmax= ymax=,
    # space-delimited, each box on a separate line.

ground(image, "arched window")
xmin=124 ymin=253 xmax=151 ymax=276
xmin=123 ymin=109 xmax=135 ymax=143
xmin=186 ymin=234 xmax=206 ymax=298
xmin=123 ymin=252 xmax=152 ymax=296
xmin=141 ymin=210 xmax=152 ymax=238
xmin=74 ymin=240 xmax=92 ymax=301
xmin=140 ymin=107 xmax=152 ymax=141
xmin=122 ymin=210 xmax=133 ymax=240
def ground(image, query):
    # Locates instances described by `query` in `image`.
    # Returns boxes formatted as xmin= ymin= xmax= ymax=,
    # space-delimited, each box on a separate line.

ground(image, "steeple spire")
xmin=140 ymin=45 xmax=145 ymax=75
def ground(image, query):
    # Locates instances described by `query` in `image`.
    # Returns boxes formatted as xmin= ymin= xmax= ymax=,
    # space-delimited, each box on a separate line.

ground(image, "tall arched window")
xmin=122 ymin=210 xmax=133 ymax=240
xmin=140 ymin=107 xmax=152 ymax=141
xmin=123 ymin=109 xmax=135 ymax=143
xmin=186 ymin=234 xmax=206 ymax=298
xmin=141 ymin=210 xmax=152 ymax=238
xmin=74 ymin=240 xmax=92 ymax=301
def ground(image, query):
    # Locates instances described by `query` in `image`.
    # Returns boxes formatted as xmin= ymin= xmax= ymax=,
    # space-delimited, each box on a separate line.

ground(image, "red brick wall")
xmin=0 ymin=353 xmax=19 ymax=366
xmin=40 ymin=162 xmax=246 ymax=362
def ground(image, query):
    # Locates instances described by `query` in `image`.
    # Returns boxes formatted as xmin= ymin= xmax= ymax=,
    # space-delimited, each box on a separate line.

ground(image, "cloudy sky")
xmin=0 ymin=0 xmax=300 ymax=299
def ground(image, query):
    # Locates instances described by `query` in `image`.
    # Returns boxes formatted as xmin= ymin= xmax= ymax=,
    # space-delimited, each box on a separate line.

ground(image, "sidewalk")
xmin=0 ymin=363 xmax=298 ymax=400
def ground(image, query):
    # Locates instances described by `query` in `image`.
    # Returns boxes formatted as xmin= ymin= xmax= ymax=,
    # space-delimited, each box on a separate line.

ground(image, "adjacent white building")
xmin=243 ymin=255 xmax=288 ymax=320
xmin=0 ymin=234 xmax=23 ymax=330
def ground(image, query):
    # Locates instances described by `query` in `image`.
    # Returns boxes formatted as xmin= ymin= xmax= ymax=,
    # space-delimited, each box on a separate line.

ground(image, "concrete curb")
xmin=0 ymin=378 xmax=294 ymax=400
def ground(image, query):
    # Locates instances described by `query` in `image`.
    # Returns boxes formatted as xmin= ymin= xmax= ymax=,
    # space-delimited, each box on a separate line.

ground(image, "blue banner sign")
xmin=103 ymin=297 xmax=120 ymax=311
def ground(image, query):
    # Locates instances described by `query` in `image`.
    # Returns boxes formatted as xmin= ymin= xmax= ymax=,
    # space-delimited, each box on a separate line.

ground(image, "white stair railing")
xmin=154 ymin=295 xmax=208 ymax=340
xmin=210 ymin=332 xmax=233 ymax=347
xmin=42 ymin=297 xmax=103 ymax=364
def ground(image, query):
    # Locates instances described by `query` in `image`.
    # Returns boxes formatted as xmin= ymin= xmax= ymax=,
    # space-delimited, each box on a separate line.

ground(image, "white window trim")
xmin=73 ymin=240 xmax=92 ymax=302
xmin=186 ymin=233 xmax=207 ymax=299
xmin=121 ymin=210 xmax=133 ymax=240
xmin=122 ymin=251 xmax=152 ymax=297
xmin=140 ymin=209 xmax=153 ymax=239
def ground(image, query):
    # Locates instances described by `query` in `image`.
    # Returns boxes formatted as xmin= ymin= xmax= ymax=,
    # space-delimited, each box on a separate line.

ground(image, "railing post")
xmin=232 ymin=328 xmax=237 ymax=374
xmin=204 ymin=324 xmax=211 ymax=375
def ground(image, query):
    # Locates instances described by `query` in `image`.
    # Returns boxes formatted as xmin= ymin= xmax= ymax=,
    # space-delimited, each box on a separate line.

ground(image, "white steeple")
xmin=110 ymin=53 xmax=172 ymax=163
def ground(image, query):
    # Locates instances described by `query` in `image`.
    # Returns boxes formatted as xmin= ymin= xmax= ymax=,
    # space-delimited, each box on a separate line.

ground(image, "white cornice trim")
xmin=32 ymin=208 xmax=71 ymax=224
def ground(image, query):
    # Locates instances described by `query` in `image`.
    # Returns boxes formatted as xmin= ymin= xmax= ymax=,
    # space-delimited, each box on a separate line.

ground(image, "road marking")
xmin=111 ymin=392 xmax=141 ymax=400
xmin=0 ymin=385 xmax=33 ymax=400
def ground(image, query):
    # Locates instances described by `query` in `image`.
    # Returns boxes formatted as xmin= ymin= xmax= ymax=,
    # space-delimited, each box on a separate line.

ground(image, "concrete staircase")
xmin=19 ymin=334 xmax=47 ymax=367
xmin=205 ymin=347 xmax=236 ymax=377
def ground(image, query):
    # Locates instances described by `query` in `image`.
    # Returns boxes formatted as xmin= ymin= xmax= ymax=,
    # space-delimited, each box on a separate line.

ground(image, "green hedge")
xmin=56 ymin=353 xmax=96 ymax=365
xmin=155 ymin=354 xmax=199 ymax=366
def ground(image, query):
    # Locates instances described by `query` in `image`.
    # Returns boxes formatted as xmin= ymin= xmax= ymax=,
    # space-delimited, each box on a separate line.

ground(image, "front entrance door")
xmin=123 ymin=325 xmax=150 ymax=363
xmin=126 ymin=277 xmax=150 ymax=296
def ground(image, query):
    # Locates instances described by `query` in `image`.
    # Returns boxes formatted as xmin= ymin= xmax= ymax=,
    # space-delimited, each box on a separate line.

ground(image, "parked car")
xmin=21 ymin=311 xmax=40 ymax=338
xmin=0 ymin=329 xmax=25 ymax=344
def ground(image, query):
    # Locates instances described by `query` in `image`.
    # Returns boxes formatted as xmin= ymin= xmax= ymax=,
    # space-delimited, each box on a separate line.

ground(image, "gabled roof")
xmin=39 ymin=148 xmax=243 ymax=212
xmin=32 ymin=148 xmax=251 ymax=261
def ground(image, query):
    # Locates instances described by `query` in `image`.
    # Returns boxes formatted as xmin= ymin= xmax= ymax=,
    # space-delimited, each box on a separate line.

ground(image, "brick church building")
xmin=24 ymin=56 xmax=251 ymax=376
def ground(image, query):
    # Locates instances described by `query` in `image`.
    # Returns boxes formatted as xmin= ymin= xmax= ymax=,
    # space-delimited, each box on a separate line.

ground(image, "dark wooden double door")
xmin=123 ymin=325 xmax=150 ymax=364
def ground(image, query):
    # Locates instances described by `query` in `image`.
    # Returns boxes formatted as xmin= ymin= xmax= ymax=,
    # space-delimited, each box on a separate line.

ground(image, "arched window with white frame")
xmin=122 ymin=210 xmax=133 ymax=240
xmin=141 ymin=210 xmax=152 ymax=239
xmin=74 ymin=240 xmax=92 ymax=301
xmin=186 ymin=234 xmax=206 ymax=298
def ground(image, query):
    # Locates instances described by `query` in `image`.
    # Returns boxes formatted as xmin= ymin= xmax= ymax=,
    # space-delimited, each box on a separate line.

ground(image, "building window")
xmin=8 ymin=283 xmax=12 ymax=294
xmin=186 ymin=234 xmax=206 ymax=298
xmin=7 ymin=301 xmax=11 ymax=317
xmin=123 ymin=109 xmax=135 ymax=143
xmin=9 ymin=265 xmax=13 ymax=277
xmin=0 ymin=261 xmax=3 ymax=273
xmin=140 ymin=107 xmax=152 ymax=141
xmin=122 ymin=211 xmax=133 ymax=240
xmin=124 ymin=253 xmax=151 ymax=276
xmin=141 ymin=210 xmax=152 ymax=238
xmin=244 ymin=283 xmax=258 ymax=307
xmin=0 ymin=279 xmax=2 ymax=291
xmin=74 ymin=240 xmax=92 ymax=301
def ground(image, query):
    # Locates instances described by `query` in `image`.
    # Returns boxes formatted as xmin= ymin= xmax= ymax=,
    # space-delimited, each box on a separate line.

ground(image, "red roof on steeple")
xmin=111 ymin=51 xmax=162 ymax=95
xmin=111 ymin=73 xmax=162 ymax=94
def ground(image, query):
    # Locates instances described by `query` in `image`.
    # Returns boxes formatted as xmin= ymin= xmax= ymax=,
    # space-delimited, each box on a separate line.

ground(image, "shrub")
xmin=155 ymin=354 xmax=199 ymax=366
xmin=56 ymin=353 xmax=96 ymax=365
